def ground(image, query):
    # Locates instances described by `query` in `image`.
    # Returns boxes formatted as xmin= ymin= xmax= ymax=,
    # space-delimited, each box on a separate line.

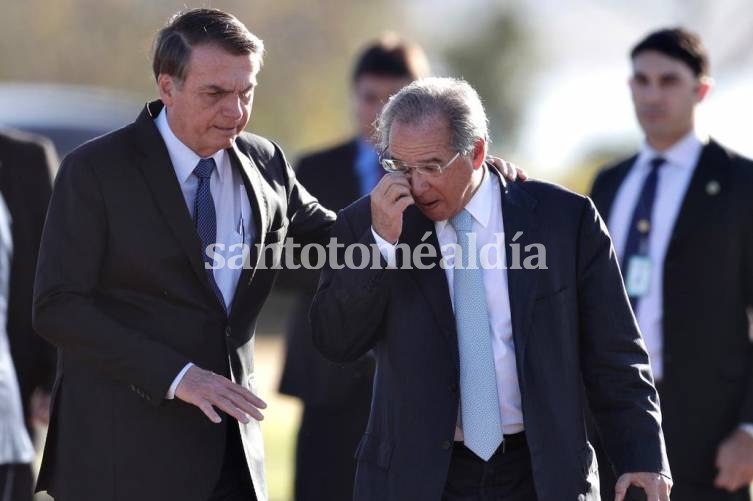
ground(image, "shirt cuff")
xmin=371 ymin=227 xmax=398 ymax=268
xmin=166 ymin=362 xmax=193 ymax=399
xmin=739 ymin=423 xmax=753 ymax=439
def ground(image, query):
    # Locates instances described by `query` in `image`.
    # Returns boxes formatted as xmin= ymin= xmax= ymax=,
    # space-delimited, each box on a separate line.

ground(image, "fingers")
xmin=223 ymin=385 xmax=267 ymax=420
xmin=615 ymin=473 xmax=671 ymax=501
xmin=642 ymin=482 xmax=661 ymax=501
xmin=371 ymin=173 xmax=413 ymax=243
xmin=613 ymin=475 xmax=630 ymax=501
xmin=175 ymin=366 xmax=266 ymax=424
xmin=487 ymin=156 xmax=528 ymax=182
xmin=197 ymin=399 xmax=222 ymax=424
xmin=714 ymin=468 xmax=744 ymax=492
xmin=515 ymin=165 xmax=528 ymax=181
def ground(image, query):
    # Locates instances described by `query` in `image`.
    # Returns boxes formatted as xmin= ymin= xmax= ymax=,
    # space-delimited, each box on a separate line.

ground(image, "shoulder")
xmin=515 ymin=178 xmax=589 ymax=208
xmin=593 ymin=155 xmax=636 ymax=186
xmin=338 ymin=194 xmax=372 ymax=227
xmin=296 ymin=139 xmax=357 ymax=171
xmin=705 ymin=139 xmax=753 ymax=177
xmin=0 ymin=127 xmax=56 ymax=160
xmin=235 ymin=131 xmax=284 ymax=165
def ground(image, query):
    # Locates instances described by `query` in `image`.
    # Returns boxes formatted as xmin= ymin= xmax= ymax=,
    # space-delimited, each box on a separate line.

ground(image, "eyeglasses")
xmin=379 ymin=151 xmax=461 ymax=177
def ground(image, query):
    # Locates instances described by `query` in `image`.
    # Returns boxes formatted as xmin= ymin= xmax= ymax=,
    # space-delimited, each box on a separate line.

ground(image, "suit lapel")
xmin=131 ymin=102 xmax=220 ymax=306
xmin=499 ymin=175 xmax=540 ymax=363
xmin=667 ymin=141 xmax=728 ymax=257
xmin=592 ymin=158 xmax=634 ymax=224
xmin=401 ymin=207 xmax=459 ymax=370
xmin=228 ymin=141 xmax=269 ymax=314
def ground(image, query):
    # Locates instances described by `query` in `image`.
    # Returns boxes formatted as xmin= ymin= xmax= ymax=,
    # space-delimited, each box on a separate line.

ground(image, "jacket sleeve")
xmin=32 ymin=152 xmax=189 ymax=405
xmin=576 ymin=197 xmax=671 ymax=478
xmin=310 ymin=204 xmax=391 ymax=363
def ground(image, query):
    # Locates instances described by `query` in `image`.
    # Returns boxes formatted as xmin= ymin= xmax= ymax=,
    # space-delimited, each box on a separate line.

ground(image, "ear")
xmin=157 ymin=74 xmax=176 ymax=107
xmin=695 ymin=76 xmax=713 ymax=103
xmin=471 ymin=138 xmax=487 ymax=169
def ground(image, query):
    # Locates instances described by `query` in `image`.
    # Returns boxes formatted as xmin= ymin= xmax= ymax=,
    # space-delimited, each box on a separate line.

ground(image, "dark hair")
xmin=631 ymin=27 xmax=709 ymax=77
xmin=152 ymin=8 xmax=265 ymax=85
xmin=352 ymin=33 xmax=430 ymax=83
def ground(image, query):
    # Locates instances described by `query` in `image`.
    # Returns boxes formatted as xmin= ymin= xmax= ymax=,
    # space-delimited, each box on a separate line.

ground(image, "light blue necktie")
xmin=193 ymin=158 xmax=226 ymax=312
xmin=450 ymin=209 xmax=503 ymax=461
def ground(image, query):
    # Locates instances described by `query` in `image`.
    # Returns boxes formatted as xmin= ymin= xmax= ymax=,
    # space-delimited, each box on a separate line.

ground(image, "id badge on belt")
xmin=625 ymin=256 xmax=652 ymax=298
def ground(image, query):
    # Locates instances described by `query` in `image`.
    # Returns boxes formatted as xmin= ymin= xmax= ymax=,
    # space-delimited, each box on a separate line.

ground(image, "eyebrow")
xmin=633 ymin=70 xmax=682 ymax=81
xmin=391 ymin=154 xmax=445 ymax=164
xmin=200 ymin=83 xmax=256 ymax=93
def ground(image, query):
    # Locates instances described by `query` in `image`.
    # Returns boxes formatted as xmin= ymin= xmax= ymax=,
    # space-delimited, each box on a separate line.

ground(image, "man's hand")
xmin=714 ymin=429 xmax=753 ymax=491
xmin=175 ymin=365 xmax=267 ymax=424
xmin=487 ymin=156 xmax=527 ymax=182
xmin=371 ymin=172 xmax=414 ymax=244
xmin=615 ymin=472 xmax=671 ymax=501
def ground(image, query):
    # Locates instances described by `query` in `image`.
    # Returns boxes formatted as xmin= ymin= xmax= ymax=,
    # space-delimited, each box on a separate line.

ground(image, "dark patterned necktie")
xmin=622 ymin=156 xmax=666 ymax=311
xmin=193 ymin=158 xmax=226 ymax=311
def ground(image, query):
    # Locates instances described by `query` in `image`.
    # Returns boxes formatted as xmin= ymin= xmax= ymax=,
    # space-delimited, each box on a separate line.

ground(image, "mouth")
xmin=214 ymin=125 xmax=238 ymax=136
xmin=417 ymin=200 xmax=440 ymax=210
xmin=640 ymin=110 xmax=666 ymax=120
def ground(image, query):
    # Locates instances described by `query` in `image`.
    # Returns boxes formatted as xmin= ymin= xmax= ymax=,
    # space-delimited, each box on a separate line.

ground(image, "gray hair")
xmin=376 ymin=77 xmax=489 ymax=155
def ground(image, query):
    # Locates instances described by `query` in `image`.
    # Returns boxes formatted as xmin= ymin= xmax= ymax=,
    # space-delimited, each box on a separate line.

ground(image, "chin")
xmin=419 ymin=207 xmax=449 ymax=222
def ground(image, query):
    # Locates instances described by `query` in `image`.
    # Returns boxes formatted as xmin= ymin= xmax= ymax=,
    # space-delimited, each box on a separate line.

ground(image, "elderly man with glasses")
xmin=311 ymin=77 xmax=672 ymax=501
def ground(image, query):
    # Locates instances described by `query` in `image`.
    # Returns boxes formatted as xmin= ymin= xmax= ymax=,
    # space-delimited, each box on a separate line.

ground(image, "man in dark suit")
xmin=277 ymin=34 xmax=430 ymax=501
xmin=32 ymin=9 xmax=334 ymax=501
xmin=311 ymin=76 xmax=672 ymax=500
xmin=590 ymin=28 xmax=753 ymax=500
xmin=0 ymin=128 xmax=55 ymax=498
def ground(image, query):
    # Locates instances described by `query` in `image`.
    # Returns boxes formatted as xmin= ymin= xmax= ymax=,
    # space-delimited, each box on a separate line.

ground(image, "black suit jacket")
xmin=278 ymin=139 xmax=374 ymax=406
xmin=0 ymin=129 xmax=55 ymax=424
xmin=32 ymin=101 xmax=335 ymax=501
xmin=591 ymin=139 xmax=753 ymax=488
xmin=311 ymin=173 xmax=670 ymax=500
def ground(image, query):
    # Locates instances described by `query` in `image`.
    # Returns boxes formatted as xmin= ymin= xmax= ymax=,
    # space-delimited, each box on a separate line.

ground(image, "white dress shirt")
xmin=608 ymin=129 xmax=704 ymax=381
xmin=155 ymin=109 xmax=253 ymax=398
xmin=0 ymin=193 xmax=35 ymax=465
xmin=373 ymin=168 xmax=524 ymax=438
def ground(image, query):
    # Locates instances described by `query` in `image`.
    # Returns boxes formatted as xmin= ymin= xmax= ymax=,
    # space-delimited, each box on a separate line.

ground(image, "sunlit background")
xmin=2 ymin=1 xmax=751 ymax=499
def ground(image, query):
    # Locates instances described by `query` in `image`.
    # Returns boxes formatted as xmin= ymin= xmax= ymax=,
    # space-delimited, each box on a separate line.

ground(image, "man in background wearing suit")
xmin=277 ymin=34 xmax=430 ymax=501
xmin=311 ymin=77 xmax=671 ymax=500
xmin=0 ymin=128 xmax=55 ymax=498
xmin=32 ymin=9 xmax=334 ymax=501
xmin=590 ymin=28 xmax=753 ymax=500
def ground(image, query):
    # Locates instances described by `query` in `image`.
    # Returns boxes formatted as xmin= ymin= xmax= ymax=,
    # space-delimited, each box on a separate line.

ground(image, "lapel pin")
xmin=637 ymin=219 xmax=650 ymax=234
xmin=706 ymin=180 xmax=720 ymax=196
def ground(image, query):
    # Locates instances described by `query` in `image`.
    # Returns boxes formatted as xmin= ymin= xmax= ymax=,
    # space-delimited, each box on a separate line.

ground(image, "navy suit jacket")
xmin=311 ymin=173 xmax=670 ymax=500
xmin=591 ymin=139 xmax=753 ymax=488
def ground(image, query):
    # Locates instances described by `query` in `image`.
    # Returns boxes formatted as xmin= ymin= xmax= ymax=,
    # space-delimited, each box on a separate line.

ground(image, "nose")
xmin=408 ymin=170 xmax=429 ymax=196
xmin=222 ymin=94 xmax=244 ymax=120
xmin=640 ymin=83 xmax=663 ymax=104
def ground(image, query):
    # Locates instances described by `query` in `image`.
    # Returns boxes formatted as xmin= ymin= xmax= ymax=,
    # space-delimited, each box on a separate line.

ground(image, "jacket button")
xmin=441 ymin=440 xmax=452 ymax=450
xmin=449 ymin=383 xmax=458 ymax=394
xmin=225 ymin=326 xmax=232 ymax=337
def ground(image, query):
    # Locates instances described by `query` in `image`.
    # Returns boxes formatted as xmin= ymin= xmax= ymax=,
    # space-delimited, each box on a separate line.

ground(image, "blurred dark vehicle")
xmin=0 ymin=82 xmax=141 ymax=157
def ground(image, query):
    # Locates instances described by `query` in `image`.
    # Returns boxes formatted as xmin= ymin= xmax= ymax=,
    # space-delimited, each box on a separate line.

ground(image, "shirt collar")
xmin=155 ymin=108 xmax=226 ymax=183
xmin=637 ymin=128 xmax=706 ymax=171
xmin=436 ymin=166 xmax=493 ymax=234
